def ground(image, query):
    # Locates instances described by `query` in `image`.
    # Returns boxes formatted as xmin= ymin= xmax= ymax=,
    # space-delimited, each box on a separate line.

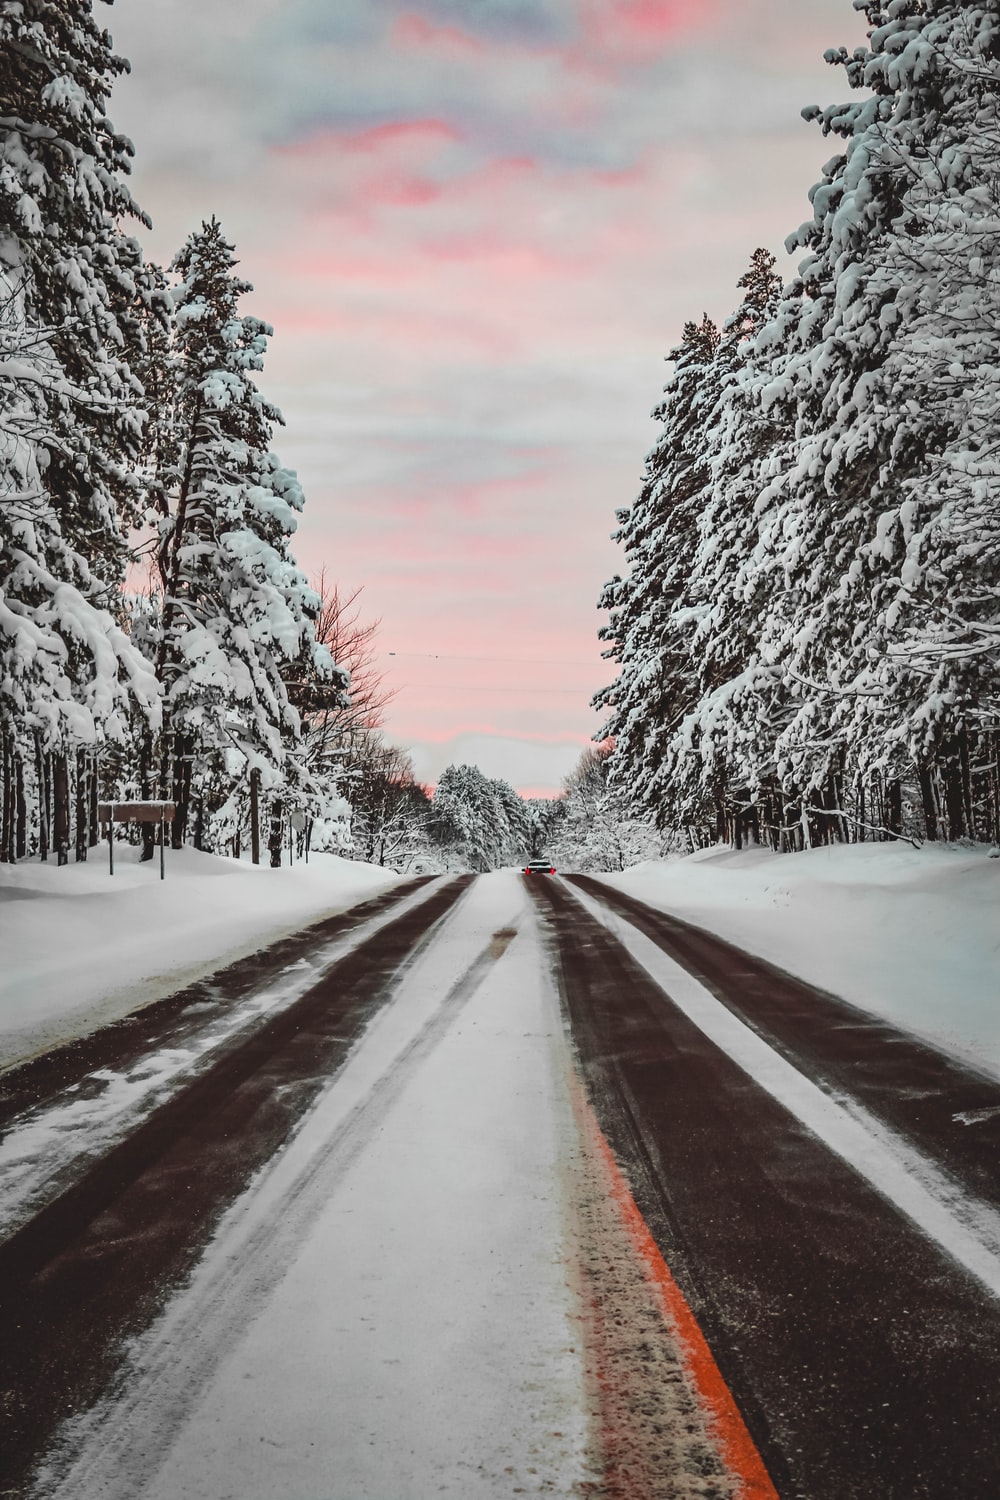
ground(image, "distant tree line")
xmin=426 ymin=764 xmax=532 ymax=872
xmin=598 ymin=0 xmax=1000 ymax=851
xmin=544 ymin=740 xmax=671 ymax=872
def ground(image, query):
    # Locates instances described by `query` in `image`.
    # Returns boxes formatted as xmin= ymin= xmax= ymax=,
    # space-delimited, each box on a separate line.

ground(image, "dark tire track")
xmin=569 ymin=873 xmax=1000 ymax=1210
xmin=0 ymin=877 xmax=433 ymax=1129
xmin=0 ymin=875 xmax=471 ymax=1495
xmin=529 ymin=875 xmax=1000 ymax=1500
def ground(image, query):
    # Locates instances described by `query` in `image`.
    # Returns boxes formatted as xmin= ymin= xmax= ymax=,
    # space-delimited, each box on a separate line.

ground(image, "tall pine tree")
xmin=0 ymin=0 xmax=160 ymax=862
xmin=596 ymin=315 xmax=720 ymax=828
xmin=150 ymin=219 xmax=335 ymax=851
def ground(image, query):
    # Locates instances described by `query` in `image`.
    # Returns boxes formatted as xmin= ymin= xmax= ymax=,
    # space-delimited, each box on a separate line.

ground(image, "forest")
xmin=598 ymin=0 xmax=1000 ymax=851
xmin=0 ymin=1 xmax=664 ymax=877
xmin=0 ymin=4 xmax=347 ymax=866
xmin=5 ymin=2 xmax=998 ymax=877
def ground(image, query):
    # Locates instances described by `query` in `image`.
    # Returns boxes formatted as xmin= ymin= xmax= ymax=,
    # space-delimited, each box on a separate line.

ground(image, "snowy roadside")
xmin=0 ymin=847 xmax=404 ymax=1072
xmin=597 ymin=842 xmax=1000 ymax=1079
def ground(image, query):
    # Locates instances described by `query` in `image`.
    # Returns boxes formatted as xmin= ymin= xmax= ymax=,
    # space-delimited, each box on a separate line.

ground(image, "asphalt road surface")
xmin=0 ymin=875 xmax=471 ymax=1492
xmin=530 ymin=874 xmax=1000 ymax=1499
xmin=4 ymin=869 xmax=1000 ymax=1498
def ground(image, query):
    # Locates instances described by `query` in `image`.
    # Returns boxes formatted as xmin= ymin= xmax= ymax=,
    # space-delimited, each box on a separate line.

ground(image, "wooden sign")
xmin=97 ymin=801 xmax=176 ymax=878
xmin=97 ymin=801 xmax=176 ymax=823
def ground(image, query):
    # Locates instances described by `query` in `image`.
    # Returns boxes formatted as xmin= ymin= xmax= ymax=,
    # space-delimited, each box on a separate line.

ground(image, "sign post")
xmin=290 ymin=810 xmax=306 ymax=866
xmin=97 ymin=801 xmax=177 ymax=880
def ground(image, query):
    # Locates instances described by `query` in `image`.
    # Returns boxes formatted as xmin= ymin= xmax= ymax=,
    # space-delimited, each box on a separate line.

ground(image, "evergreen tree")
xmin=670 ymin=249 xmax=790 ymax=843
xmin=549 ymin=741 xmax=667 ymax=872
xmin=596 ymin=314 xmax=719 ymax=826
xmin=600 ymin=2 xmax=1000 ymax=851
xmin=0 ymin=0 xmax=160 ymax=862
xmin=150 ymin=218 xmax=333 ymax=849
xmin=430 ymin=764 xmax=529 ymax=871
xmin=762 ymin=0 xmax=1000 ymax=840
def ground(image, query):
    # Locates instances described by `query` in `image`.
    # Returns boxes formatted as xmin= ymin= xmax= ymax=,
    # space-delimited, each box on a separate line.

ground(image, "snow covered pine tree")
xmin=148 ymin=219 xmax=342 ymax=859
xmin=595 ymin=314 xmax=720 ymax=833
xmin=0 ymin=0 xmax=160 ymax=864
xmin=430 ymin=764 xmax=529 ymax=872
xmin=744 ymin=0 xmax=1000 ymax=845
xmin=600 ymin=1 xmax=1000 ymax=850
xmin=548 ymin=740 xmax=666 ymax=872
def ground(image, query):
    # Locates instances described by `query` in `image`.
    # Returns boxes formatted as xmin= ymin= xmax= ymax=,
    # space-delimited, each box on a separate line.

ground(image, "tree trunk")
xmin=886 ymin=778 xmax=902 ymax=838
xmin=943 ymin=738 xmax=965 ymax=841
xmin=799 ymin=802 xmax=812 ymax=851
xmin=714 ymin=796 xmax=727 ymax=845
xmin=75 ymin=748 xmax=88 ymax=861
xmin=250 ymin=767 xmax=261 ymax=865
xmin=139 ymin=733 xmax=156 ymax=861
xmin=53 ymin=753 xmax=70 ymax=866
xmin=35 ymin=735 xmax=49 ymax=863
xmin=918 ymin=763 xmax=939 ymax=841
xmin=1 ymin=737 xmax=11 ymax=862
xmin=89 ymin=763 xmax=99 ymax=848
xmin=959 ymin=729 xmax=974 ymax=840
xmin=828 ymin=763 xmax=848 ymax=844
xmin=269 ymin=798 xmax=284 ymax=868
xmin=171 ymin=737 xmax=189 ymax=850
xmin=15 ymin=752 xmax=26 ymax=859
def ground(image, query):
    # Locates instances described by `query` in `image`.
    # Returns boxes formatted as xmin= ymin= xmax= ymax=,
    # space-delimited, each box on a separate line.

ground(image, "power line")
xmin=392 ymin=681 xmax=599 ymax=695
xmin=385 ymin=650 xmax=601 ymax=666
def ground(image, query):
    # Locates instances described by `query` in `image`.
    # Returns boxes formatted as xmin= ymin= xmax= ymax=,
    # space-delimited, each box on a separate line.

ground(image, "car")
xmin=524 ymin=857 xmax=556 ymax=875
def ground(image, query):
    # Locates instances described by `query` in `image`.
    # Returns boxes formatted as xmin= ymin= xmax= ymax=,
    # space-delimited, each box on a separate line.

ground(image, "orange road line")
xmin=576 ymin=1083 xmax=780 ymax=1500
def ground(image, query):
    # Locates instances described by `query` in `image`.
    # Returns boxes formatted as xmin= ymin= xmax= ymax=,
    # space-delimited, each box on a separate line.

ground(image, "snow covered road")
xmin=41 ymin=873 xmax=601 ymax=1499
xmin=533 ymin=874 xmax=1000 ymax=1499
xmin=22 ymin=871 xmax=737 ymax=1500
xmin=6 ymin=866 xmax=1000 ymax=1498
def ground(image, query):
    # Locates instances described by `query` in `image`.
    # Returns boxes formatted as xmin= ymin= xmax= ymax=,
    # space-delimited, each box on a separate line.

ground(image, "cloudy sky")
xmin=106 ymin=0 xmax=867 ymax=795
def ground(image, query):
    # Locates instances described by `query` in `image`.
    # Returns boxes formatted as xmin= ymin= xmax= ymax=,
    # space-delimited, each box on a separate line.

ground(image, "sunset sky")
xmin=106 ymin=0 xmax=867 ymax=795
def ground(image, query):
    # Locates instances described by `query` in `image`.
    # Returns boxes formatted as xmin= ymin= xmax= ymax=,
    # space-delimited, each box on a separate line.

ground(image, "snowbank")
xmin=600 ymin=842 xmax=1000 ymax=1078
xmin=0 ymin=847 xmax=403 ymax=1072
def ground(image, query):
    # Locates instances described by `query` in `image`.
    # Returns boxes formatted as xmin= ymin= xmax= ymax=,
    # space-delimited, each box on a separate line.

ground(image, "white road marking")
xmin=569 ymin=878 xmax=1000 ymax=1303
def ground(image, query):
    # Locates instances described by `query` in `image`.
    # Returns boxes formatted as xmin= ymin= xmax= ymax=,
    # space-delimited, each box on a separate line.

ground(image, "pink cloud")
xmin=255 ymin=128 xmax=815 ymax=379
xmin=611 ymin=0 xmax=712 ymax=40
xmin=390 ymin=12 xmax=490 ymax=57
xmin=258 ymin=134 xmax=661 ymax=357
xmin=568 ymin=0 xmax=723 ymax=75
xmin=399 ymin=720 xmax=594 ymax=749
xmin=337 ymin=118 xmax=461 ymax=155
xmin=275 ymin=119 xmax=459 ymax=160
